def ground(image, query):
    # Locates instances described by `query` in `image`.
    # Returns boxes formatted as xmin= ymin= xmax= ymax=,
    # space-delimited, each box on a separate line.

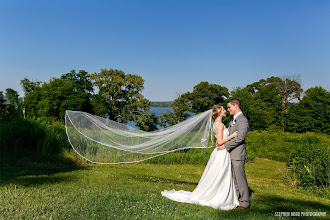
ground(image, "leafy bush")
xmin=287 ymin=140 xmax=329 ymax=188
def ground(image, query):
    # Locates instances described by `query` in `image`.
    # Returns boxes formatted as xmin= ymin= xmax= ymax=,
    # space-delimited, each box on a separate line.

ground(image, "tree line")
xmin=1 ymin=69 xmax=329 ymax=134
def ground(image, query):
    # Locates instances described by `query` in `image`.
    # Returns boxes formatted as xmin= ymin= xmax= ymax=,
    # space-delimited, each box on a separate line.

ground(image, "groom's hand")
xmin=216 ymin=143 xmax=226 ymax=151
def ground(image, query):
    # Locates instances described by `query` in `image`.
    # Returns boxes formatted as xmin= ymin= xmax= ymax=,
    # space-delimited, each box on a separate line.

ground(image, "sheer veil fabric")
xmin=161 ymin=122 xmax=239 ymax=210
xmin=65 ymin=109 xmax=214 ymax=164
xmin=65 ymin=110 xmax=238 ymax=209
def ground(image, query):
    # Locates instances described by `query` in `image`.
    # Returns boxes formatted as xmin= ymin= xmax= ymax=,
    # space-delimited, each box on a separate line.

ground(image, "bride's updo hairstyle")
xmin=212 ymin=105 xmax=223 ymax=120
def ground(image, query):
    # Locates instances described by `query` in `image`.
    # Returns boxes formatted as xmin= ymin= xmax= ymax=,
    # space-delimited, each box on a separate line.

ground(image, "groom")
xmin=217 ymin=98 xmax=250 ymax=209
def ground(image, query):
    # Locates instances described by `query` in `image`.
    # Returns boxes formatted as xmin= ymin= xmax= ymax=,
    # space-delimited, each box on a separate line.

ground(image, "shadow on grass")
xmin=0 ymin=153 xmax=85 ymax=187
xmin=220 ymin=194 xmax=330 ymax=218
xmin=255 ymin=194 xmax=329 ymax=212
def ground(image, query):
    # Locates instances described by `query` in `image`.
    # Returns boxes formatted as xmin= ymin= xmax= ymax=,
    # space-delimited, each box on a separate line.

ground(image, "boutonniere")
xmin=230 ymin=119 xmax=236 ymax=127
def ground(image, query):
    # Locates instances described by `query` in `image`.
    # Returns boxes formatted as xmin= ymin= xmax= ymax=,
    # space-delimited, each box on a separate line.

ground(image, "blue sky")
xmin=1 ymin=0 xmax=329 ymax=101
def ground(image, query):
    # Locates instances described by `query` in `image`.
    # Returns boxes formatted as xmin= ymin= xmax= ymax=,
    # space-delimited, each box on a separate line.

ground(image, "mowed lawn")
xmin=1 ymin=158 xmax=329 ymax=219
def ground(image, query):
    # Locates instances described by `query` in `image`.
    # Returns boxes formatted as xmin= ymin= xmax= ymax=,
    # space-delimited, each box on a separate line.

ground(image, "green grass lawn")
xmin=1 ymin=157 xmax=329 ymax=219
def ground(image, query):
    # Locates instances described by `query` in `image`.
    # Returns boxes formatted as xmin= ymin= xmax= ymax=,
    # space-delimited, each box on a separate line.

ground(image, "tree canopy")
xmin=159 ymin=82 xmax=229 ymax=127
xmin=8 ymin=69 xmax=328 ymax=134
xmin=21 ymin=70 xmax=94 ymax=121
xmin=5 ymin=88 xmax=19 ymax=107
xmin=284 ymin=86 xmax=329 ymax=134
xmin=88 ymin=68 xmax=157 ymax=131
xmin=230 ymin=76 xmax=303 ymax=130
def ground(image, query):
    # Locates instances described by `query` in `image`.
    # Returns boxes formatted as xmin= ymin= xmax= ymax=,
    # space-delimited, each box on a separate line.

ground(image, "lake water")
xmin=150 ymin=106 xmax=173 ymax=116
xmin=125 ymin=106 xmax=173 ymax=129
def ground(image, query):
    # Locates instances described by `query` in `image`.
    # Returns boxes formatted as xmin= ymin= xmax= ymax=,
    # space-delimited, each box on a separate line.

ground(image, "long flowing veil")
xmin=65 ymin=109 xmax=214 ymax=164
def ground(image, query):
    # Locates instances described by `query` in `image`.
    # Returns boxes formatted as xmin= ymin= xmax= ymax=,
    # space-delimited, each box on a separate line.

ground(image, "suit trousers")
xmin=231 ymin=160 xmax=250 ymax=208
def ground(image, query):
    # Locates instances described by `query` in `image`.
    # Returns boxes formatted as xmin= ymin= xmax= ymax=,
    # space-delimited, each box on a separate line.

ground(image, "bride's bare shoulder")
xmin=214 ymin=122 xmax=224 ymax=130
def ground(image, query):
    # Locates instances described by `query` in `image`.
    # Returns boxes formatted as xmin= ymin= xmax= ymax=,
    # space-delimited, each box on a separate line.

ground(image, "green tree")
xmin=22 ymin=70 xmax=94 ymax=121
xmin=0 ymin=89 xmax=20 ymax=123
xmin=20 ymin=78 xmax=42 ymax=95
xmin=285 ymin=86 xmax=330 ymax=134
xmin=230 ymin=77 xmax=283 ymax=130
xmin=160 ymin=82 xmax=229 ymax=126
xmin=268 ymin=75 xmax=303 ymax=113
xmin=89 ymin=68 xmax=156 ymax=131
xmin=0 ymin=91 xmax=7 ymax=122
xmin=189 ymin=82 xmax=229 ymax=113
xmin=235 ymin=76 xmax=301 ymax=130
xmin=60 ymin=70 xmax=94 ymax=117
xmin=61 ymin=70 xmax=93 ymax=94
xmin=5 ymin=88 xmax=19 ymax=107
xmin=158 ymin=94 xmax=192 ymax=127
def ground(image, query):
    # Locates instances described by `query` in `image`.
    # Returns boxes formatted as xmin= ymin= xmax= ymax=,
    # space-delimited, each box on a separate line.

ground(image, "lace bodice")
xmin=213 ymin=122 xmax=229 ymax=138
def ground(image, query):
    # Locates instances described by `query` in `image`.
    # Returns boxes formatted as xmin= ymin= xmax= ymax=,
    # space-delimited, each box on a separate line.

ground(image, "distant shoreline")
xmin=150 ymin=101 xmax=172 ymax=107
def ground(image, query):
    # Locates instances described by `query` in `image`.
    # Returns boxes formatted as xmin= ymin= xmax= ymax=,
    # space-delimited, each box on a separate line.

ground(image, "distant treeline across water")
xmin=150 ymin=101 xmax=172 ymax=107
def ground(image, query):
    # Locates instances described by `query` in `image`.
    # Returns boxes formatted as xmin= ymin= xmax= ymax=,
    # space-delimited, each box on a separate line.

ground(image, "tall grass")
xmin=245 ymin=130 xmax=329 ymax=162
xmin=0 ymin=116 xmax=70 ymax=162
xmin=146 ymin=130 xmax=329 ymax=165
xmin=2 ymin=117 xmax=328 ymax=165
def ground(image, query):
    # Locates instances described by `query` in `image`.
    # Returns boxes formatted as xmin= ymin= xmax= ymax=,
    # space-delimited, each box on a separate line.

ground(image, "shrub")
xmin=287 ymin=140 xmax=329 ymax=188
xmin=0 ymin=116 xmax=70 ymax=158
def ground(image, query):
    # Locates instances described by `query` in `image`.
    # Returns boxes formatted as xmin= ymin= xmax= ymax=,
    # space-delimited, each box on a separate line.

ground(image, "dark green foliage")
xmin=287 ymin=136 xmax=329 ymax=188
xmin=90 ymin=94 xmax=108 ymax=117
xmin=61 ymin=70 xmax=93 ymax=94
xmin=159 ymin=82 xmax=229 ymax=126
xmin=285 ymin=86 xmax=330 ymax=134
xmin=267 ymin=76 xmax=303 ymax=113
xmin=89 ymin=68 xmax=156 ymax=131
xmin=0 ymin=91 xmax=8 ymax=122
xmin=5 ymin=88 xmax=19 ymax=107
xmin=230 ymin=76 xmax=303 ymax=131
xmin=189 ymin=81 xmax=229 ymax=113
xmin=158 ymin=95 xmax=193 ymax=127
xmin=20 ymin=78 xmax=41 ymax=95
xmin=231 ymin=80 xmax=282 ymax=131
xmin=22 ymin=70 xmax=93 ymax=121
xmin=136 ymin=112 xmax=158 ymax=131
xmin=0 ymin=117 xmax=70 ymax=158
xmin=0 ymin=90 xmax=21 ymax=123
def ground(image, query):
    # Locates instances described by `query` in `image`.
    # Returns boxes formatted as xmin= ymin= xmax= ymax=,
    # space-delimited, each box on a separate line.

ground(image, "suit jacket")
xmin=224 ymin=113 xmax=249 ymax=161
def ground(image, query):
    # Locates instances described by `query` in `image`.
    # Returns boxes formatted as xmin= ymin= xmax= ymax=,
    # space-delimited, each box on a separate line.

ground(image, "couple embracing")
xmin=162 ymin=98 xmax=250 ymax=210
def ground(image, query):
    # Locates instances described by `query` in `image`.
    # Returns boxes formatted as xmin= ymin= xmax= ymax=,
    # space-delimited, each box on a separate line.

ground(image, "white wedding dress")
xmin=161 ymin=122 xmax=239 ymax=210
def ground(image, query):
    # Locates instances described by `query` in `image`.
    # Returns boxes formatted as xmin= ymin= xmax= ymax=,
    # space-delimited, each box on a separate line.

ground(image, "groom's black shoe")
xmin=237 ymin=206 xmax=250 ymax=210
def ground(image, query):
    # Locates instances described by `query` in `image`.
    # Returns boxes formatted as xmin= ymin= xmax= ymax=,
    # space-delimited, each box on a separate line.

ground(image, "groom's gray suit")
xmin=224 ymin=113 xmax=250 ymax=208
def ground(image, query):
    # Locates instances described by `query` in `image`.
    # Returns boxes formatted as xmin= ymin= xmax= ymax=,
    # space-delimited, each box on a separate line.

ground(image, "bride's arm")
xmin=216 ymin=124 xmax=237 ymax=146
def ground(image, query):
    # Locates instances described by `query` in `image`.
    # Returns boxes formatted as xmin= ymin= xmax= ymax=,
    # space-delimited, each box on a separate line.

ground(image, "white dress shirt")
xmin=233 ymin=111 xmax=242 ymax=120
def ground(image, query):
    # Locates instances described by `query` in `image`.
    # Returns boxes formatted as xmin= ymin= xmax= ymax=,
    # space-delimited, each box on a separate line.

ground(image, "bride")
xmin=161 ymin=105 xmax=239 ymax=210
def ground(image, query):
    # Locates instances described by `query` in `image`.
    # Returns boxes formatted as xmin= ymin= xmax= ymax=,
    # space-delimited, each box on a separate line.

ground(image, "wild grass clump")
xmin=0 ymin=116 xmax=70 ymax=161
xmin=245 ymin=131 xmax=329 ymax=162
xmin=146 ymin=131 xmax=329 ymax=165
xmin=285 ymin=137 xmax=329 ymax=198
